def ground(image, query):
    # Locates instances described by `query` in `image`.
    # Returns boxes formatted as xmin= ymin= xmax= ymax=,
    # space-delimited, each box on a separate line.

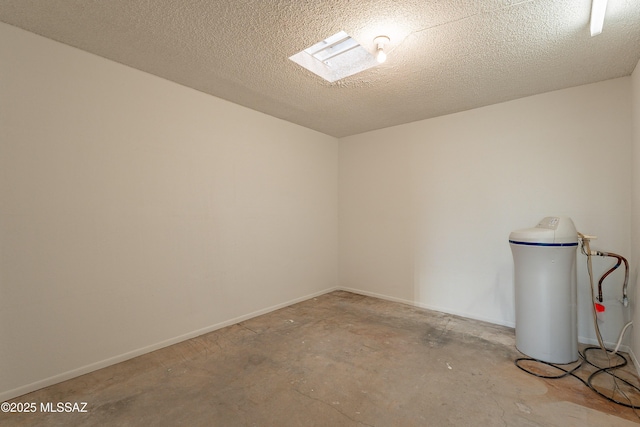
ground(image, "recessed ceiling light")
xmin=289 ymin=31 xmax=379 ymax=82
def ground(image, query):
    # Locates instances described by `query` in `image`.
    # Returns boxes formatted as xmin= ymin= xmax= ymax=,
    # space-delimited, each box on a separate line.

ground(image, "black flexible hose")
xmin=515 ymin=347 xmax=640 ymax=409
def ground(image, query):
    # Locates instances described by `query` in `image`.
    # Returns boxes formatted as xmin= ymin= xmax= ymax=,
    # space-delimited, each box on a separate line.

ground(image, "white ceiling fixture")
xmin=289 ymin=31 xmax=378 ymax=83
xmin=373 ymin=36 xmax=390 ymax=63
xmin=590 ymin=0 xmax=608 ymax=36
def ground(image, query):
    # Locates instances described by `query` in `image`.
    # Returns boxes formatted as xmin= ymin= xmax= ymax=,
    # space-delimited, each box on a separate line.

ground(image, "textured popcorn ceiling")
xmin=1 ymin=0 xmax=639 ymax=137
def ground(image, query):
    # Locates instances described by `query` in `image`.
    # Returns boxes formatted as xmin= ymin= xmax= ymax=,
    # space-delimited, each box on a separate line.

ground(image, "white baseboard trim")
xmin=578 ymin=336 xmax=632 ymax=354
xmin=1 ymin=287 xmax=339 ymax=403
xmin=629 ymin=349 xmax=640 ymax=377
xmin=8 ymin=286 xmax=633 ymax=402
xmin=338 ymin=286 xmax=516 ymax=329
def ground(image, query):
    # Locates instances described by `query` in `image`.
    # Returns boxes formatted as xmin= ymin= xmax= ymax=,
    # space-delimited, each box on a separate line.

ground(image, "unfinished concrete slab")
xmin=2 ymin=291 xmax=639 ymax=426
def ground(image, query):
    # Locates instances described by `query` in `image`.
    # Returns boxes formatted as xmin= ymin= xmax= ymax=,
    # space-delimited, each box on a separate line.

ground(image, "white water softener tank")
xmin=509 ymin=216 xmax=578 ymax=364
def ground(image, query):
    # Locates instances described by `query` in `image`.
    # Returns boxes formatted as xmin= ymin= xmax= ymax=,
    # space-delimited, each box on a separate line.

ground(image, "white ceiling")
xmin=1 ymin=0 xmax=639 ymax=137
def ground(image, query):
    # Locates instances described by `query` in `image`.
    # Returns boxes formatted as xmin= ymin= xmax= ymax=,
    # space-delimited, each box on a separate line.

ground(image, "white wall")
xmin=631 ymin=60 xmax=640 ymax=363
xmin=0 ymin=23 xmax=338 ymax=400
xmin=2 ymin=20 xmax=637 ymax=402
xmin=340 ymin=78 xmax=632 ymax=346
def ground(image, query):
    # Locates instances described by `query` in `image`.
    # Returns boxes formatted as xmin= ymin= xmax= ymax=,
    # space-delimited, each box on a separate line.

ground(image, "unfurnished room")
xmin=2 ymin=0 xmax=640 ymax=426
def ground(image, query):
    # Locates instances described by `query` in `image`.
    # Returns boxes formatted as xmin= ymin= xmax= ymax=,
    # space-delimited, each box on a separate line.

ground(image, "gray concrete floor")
xmin=2 ymin=290 xmax=640 ymax=426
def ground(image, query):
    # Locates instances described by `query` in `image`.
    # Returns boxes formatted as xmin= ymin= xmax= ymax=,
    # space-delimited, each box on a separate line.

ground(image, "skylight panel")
xmin=289 ymin=31 xmax=378 ymax=82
